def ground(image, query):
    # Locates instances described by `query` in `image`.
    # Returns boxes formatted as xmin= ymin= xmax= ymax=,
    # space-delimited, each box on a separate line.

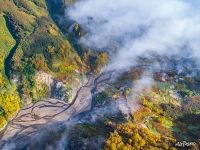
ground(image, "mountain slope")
xmin=0 ymin=12 xmax=20 ymax=129
xmin=0 ymin=0 xmax=85 ymax=130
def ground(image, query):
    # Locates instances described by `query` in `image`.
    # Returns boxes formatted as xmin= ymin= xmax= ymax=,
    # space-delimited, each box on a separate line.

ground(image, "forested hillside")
xmin=0 ymin=12 xmax=20 ymax=129
xmin=0 ymin=0 xmax=108 ymax=131
xmin=0 ymin=0 xmax=85 ymax=130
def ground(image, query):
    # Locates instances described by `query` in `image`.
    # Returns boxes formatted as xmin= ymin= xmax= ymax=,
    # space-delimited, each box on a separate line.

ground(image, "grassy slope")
xmin=0 ymin=13 xmax=16 ymax=71
xmin=0 ymin=13 xmax=20 ymax=129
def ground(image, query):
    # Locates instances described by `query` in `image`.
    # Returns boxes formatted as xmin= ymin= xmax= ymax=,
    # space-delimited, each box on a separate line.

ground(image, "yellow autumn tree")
xmin=104 ymin=122 xmax=175 ymax=150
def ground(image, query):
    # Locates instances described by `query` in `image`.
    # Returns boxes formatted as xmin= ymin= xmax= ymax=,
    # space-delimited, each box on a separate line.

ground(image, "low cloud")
xmin=67 ymin=0 xmax=200 ymax=70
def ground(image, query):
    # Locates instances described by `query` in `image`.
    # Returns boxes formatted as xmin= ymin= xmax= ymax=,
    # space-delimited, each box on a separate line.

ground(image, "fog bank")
xmin=67 ymin=0 xmax=200 ymax=70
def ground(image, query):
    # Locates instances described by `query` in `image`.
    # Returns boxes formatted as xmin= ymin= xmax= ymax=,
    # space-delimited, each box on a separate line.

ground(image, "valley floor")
xmin=0 ymin=72 xmax=113 ymax=149
xmin=0 ymin=76 xmax=94 ymax=149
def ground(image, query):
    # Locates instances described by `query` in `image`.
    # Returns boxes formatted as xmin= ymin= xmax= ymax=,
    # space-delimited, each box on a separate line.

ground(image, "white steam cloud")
xmin=67 ymin=0 xmax=200 ymax=70
xmin=120 ymin=74 xmax=153 ymax=115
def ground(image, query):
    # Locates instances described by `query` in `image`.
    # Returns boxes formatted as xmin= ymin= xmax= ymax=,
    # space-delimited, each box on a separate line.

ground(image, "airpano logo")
xmin=175 ymin=141 xmax=197 ymax=147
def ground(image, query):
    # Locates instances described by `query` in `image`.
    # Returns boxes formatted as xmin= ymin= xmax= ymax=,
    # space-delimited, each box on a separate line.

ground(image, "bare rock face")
xmin=35 ymin=71 xmax=87 ymax=104
xmin=35 ymin=72 xmax=53 ymax=88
